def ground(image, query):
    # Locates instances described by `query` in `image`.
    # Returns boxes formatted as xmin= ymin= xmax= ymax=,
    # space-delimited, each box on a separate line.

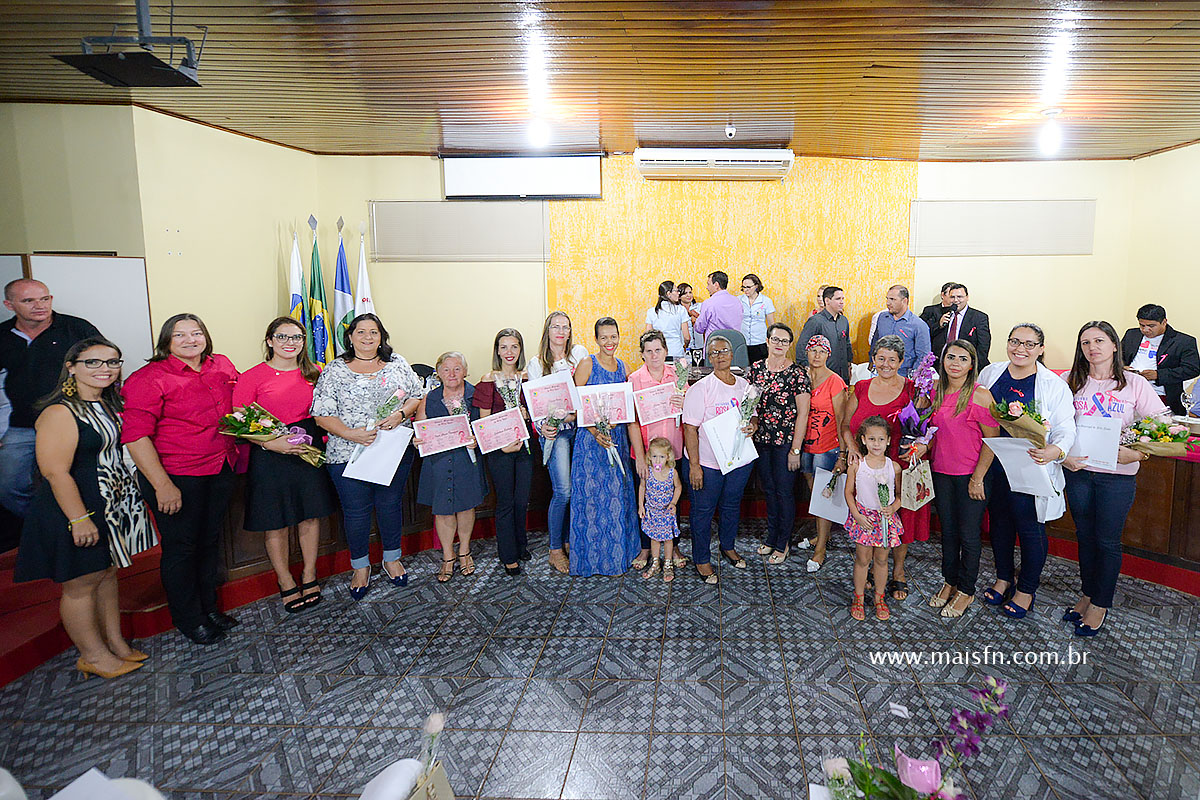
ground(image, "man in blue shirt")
xmin=870 ymin=284 xmax=931 ymax=376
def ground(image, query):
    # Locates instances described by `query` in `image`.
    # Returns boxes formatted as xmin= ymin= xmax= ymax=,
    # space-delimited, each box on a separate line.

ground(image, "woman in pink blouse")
xmin=918 ymin=340 xmax=998 ymax=618
xmin=1062 ymin=321 xmax=1167 ymax=636
xmin=233 ymin=317 xmax=336 ymax=612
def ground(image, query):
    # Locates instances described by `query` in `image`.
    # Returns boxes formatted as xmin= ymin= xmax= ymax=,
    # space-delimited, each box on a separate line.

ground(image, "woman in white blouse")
xmin=740 ymin=273 xmax=777 ymax=363
xmin=643 ymin=281 xmax=691 ymax=361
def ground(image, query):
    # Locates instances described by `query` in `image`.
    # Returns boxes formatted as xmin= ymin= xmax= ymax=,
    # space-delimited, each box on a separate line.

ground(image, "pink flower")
xmin=1168 ymin=425 xmax=1187 ymax=435
xmin=1139 ymin=435 xmax=1152 ymax=442
xmin=1007 ymin=401 xmax=1024 ymax=417
xmin=894 ymin=745 xmax=942 ymax=793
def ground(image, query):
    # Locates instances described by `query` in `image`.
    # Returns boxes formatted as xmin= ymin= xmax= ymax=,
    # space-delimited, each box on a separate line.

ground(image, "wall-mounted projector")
xmin=54 ymin=0 xmax=206 ymax=87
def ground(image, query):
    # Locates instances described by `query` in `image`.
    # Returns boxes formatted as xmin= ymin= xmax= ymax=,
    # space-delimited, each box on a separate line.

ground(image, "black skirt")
xmin=243 ymin=418 xmax=337 ymax=531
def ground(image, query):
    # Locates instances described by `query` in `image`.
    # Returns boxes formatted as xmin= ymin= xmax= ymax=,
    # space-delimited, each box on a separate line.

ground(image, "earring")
xmin=62 ymin=375 xmax=77 ymax=397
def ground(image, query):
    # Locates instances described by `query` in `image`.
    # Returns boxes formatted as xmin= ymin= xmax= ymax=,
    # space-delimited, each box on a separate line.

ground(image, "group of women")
xmin=13 ymin=300 xmax=1163 ymax=676
xmin=644 ymin=275 xmax=778 ymax=364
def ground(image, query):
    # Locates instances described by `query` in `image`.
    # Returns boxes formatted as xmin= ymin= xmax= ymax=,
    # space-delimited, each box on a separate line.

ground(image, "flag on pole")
xmin=308 ymin=233 xmax=334 ymax=366
xmin=288 ymin=233 xmax=309 ymax=329
xmin=354 ymin=233 xmax=375 ymax=316
xmin=333 ymin=233 xmax=354 ymax=355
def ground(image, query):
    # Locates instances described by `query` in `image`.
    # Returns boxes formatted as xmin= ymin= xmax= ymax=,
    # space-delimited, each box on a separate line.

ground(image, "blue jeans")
xmin=801 ymin=448 xmax=839 ymax=475
xmin=542 ymin=428 xmax=576 ymax=550
xmin=987 ymin=460 xmax=1047 ymax=595
xmin=0 ymin=426 xmax=36 ymax=517
xmin=1064 ymin=469 xmax=1137 ymax=608
xmin=757 ymin=443 xmax=797 ymax=551
xmin=689 ymin=463 xmax=753 ymax=565
xmin=328 ymin=449 xmax=415 ymax=569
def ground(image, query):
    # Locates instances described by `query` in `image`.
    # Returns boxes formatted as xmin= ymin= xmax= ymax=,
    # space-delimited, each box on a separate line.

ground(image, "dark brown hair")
xmin=934 ymin=339 xmax=980 ymax=417
xmin=263 ymin=317 xmax=319 ymax=384
xmin=855 ymin=414 xmax=891 ymax=453
xmin=37 ymin=337 xmax=124 ymax=417
xmin=492 ymin=328 xmax=527 ymax=372
xmin=1068 ymin=320 xmax=1128 ymax=394
xmin=150 ymin=313 xmax=213 ymax=362
xmin=340 ymin=313 xmax=394 ymax=363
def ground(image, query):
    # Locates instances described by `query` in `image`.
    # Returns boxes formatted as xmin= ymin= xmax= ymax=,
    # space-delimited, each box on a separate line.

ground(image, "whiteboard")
xmin=909 ymin=199 xmax=1096 ymax=257
xmin=26 ymin=255 xmax=153 ymax=369
xmin=442 ymin=155 xmax=601 ymax=199
xmin=0 ymin=254 xmax=25 ymax=322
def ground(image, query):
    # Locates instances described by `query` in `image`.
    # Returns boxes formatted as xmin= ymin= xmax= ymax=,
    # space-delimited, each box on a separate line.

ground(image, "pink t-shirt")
xmin=233 ymin=362 xmax=319 ymax=426
xmin=682 ymin=372 xmax=749 ymax=470
xmin=629 ymin=363 xmax=683 ymax=459
xmin=1073 ymin=372 xmax=1168 ymax=476
xmin=929 ymin=389 xmax=999 ymax=476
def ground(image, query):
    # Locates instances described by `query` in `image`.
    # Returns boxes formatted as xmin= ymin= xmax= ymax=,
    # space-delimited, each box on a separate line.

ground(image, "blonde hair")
xmin=435 ymin=351 xmax=468 ymax=373
xmin=647 ymin=437 xmax=676 ymax=469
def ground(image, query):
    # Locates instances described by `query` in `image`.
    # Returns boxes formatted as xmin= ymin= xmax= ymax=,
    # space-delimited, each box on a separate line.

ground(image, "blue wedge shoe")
xmin=1002 ymin=591 xmax=1035 ymax=619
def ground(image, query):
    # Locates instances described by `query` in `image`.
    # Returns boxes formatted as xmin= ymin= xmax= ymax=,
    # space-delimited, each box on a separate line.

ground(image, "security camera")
xmin=725 ymin=123 xmax=736 ymax=139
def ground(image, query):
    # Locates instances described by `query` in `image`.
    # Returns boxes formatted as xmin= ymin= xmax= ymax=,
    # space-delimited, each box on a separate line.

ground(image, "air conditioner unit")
xmin=633 ymin=148 xmax=794 ymax=180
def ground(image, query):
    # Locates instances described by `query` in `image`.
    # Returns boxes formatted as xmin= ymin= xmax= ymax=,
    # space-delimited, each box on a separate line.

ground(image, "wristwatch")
xmin=790 ymin=448 xmax=802 ymax=456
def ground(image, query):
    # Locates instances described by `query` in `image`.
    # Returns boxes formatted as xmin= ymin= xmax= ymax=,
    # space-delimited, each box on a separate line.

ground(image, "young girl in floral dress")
xmin=638 ymin=437 xmax=682 ymax=582
xmin=844 ymin=416 xmax=904 ymax=621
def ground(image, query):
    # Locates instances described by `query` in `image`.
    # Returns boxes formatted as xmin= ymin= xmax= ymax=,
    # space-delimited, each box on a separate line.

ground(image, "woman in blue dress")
xmin=416 ymin=351 xmax=488 ymax=582
xmin=570 ymin=317 xmax=645 ymax=576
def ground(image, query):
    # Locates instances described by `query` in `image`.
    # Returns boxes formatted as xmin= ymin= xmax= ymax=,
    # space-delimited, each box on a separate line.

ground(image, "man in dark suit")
xmin=928 ymin=283 xmax=991 ymax=366
xmin=919 ymin=282 xmax=956 ymax=333
xmin=1122 ymin=304 xmax=1200 ymax=416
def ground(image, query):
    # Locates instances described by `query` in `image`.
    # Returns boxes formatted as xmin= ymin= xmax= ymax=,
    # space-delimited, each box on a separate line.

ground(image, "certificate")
xmin=808 ymin=467 xmax=849 ymax=524
xmin=414 ymin=415 xmax=475 ymax=457
xmin=342 ymin=425 xmax=414 ymax=485
xmin=1069 ymin=415 xmax=1122 ymax=472
xmin=577 ymin=382 xmax=636 ymax=427
xmin=700 ymin=405 xmax=758 ymax=474
xmin=633 ymin=383 xmax=679 ymax=426
xmin=983 ymin=438 xmax=1056 ymax=496
xmin=471 ymin=407 xmax=530 ymax=454
xmin=522 ymin=371 xmax=579 ymax=421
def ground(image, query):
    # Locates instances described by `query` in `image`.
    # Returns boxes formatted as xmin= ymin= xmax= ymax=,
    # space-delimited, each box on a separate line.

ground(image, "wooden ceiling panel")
xmin=2 ymin=1 xmax=1200 ymax=159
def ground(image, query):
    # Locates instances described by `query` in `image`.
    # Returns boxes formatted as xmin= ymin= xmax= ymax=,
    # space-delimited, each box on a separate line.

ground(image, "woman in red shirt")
xmin=233 ymin=317 xmax=336 ymax=611
xmin=122 ymin=314 xmax=239 ymax=646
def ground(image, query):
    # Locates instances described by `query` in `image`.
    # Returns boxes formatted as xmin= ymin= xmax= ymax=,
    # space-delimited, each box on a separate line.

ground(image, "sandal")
xmin=886 ymin=579 xmax=909 ymax=602
xmin=299 ymin=579 xmax=322 ymax=608
xmin=722 ymin=550 xmax=747 ymax=569
xmin=631 ymin=555 xmax=650 ymax=571
xmin=757 ymin=544 xmax=774 ymax=556
xmin=851 ymin=593 xmax=866 ymax=621
xmin=982 ymin=581 xmax=1013 ymax=606
xmin=874 ymin=592 xmax=891 ymax=621
xmin=642 ymin=559 xmax=661 ymax=580
xmin=1002 ymin=591 xmax=1035 ymax=619
xmin=672 ymin=555 xmax=688 ymax=569
xmin=806 ymin=557 xmax=823 ymax=573
xmin=279 ymin=583 xmax=307 ymax=613
xmin=768 ymin=546 xmax=789 ymax=565
xmin=548 ymin=549 xmax=570 ymax=574
xmin=457 ymin=548 xmax=476 ymax=576
xmin=696 ymin=566 xmax=719 ymax=585
xmin=929 ymin=583 xmax=955 ymax=609
xmin=437 ymin=557 xmax=456 ymax=583
xmin=664 ymin=562 xmax=675 ymax=583
xmin=941 ymin=593 xmax=974 ymax=618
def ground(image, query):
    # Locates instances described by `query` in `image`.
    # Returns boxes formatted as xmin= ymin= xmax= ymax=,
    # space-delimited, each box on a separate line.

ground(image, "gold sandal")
xmin=663 ymin=562 xmax=675 ymax=583
xmin=642 ymin=559 xmax=661 ymax=580
xmin=941 ymin=593 xmax=974 ymax=618
xmin=929 ymin=583 xmax=955 ymax=609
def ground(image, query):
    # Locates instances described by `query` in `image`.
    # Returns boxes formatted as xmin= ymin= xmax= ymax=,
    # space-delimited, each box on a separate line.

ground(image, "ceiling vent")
xmin=633 ymin=148 xmax=794 ymax=180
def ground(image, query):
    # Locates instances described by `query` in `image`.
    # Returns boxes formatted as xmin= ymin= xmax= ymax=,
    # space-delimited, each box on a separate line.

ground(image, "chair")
xmin=708 ymin=328 xmax=749 ymax=369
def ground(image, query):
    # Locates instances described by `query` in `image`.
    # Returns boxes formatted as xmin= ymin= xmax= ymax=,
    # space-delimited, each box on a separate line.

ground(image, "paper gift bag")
xmin=900 ymin=460 xmax=935 ymax=511
xmin=808 ymin=467 xmax=848 ymax=524
xmin=407 ymin=761 xmax=453 ymax=800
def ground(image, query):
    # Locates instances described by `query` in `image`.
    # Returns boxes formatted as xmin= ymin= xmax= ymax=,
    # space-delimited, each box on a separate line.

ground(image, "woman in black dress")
xmin=15 ymin=337 xmax=156 ymax=679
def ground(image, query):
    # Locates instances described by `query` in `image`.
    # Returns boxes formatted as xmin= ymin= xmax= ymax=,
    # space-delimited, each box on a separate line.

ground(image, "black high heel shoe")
xmin=300 ymin=579 xmax=323 ymax=608
xmin=279 ymin=583 xmax=307 ymax=613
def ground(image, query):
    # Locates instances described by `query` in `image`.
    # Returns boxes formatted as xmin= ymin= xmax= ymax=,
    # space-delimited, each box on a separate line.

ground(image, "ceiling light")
xmin=528 ymin=119 xmax=551 ymax=148
xmin=1038 ymin=120 xmax=1063 ymax=157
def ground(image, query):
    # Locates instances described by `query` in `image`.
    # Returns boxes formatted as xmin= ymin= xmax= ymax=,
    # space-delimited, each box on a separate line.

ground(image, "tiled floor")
xmin=2 ymin=518 xmax=1199 ymax=800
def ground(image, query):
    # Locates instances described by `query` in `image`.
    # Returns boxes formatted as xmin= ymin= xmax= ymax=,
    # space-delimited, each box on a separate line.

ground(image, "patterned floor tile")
xmin=562 ymin=732 xmax=650 ymax=800
xmin=610 ymin=603 xmax=669 ymax=639
xmin=597 ymin=637 xmax=665 ymax=680
xmin=533 ymin=636 xmax=604 ymax=680
xmin=723 ymin=681 xmax=795 ymax=735
xmin=618 ymin=574 xmax=674 ymax=606
xmin=664 ymin=604 xmax=721 ymax=639
xmin=779 ymin=639 xmax=850 ymax=685
xmin=719 ymin=603 xmax=781 ymax=640
xmin=300 ymin=675 xmax=403 ymax=727
xmin=644 ymin=733 xmax=725 ymax=800
xmin=1051 ymin=682 xmax=1161 ymax=736
xmin=4 ymin=722 xmax=184 ymax=787
xmin=497 ymin=601 xmax=558 ymax=637
xmin=551 ymin=602 xmax=616 ymax=637
xmin=479 ymin=730 xmax=575 ymax=799
xmin=278 ymin=632 xmax=378 ymax=674
xmin=510 ymin=678 xmax=590 ymax=732
xmin=661 ymin=639 xmax=723 ymax=683
xmin=1023 ymin=735 xmax=1144 ymax=800
xmin=229 ymin=672 xmax=321 ymax=725
xmin=959 ymin=736 xmax=1057 ymax=800
xmin=1000 ymin=682 xmax=1087 ymax=736
xmin=318 ymin=727 xmax=421 ymax=794
xmin=156 ymin=672 xmax=271 ymax=725
xmin=436 ymin=602 xmax=509 ymax=638
xmin=652 ymin=680 xmax=725 ymax=734
xmin=856 ymin=682 xmax=941 ymax=736
xmin=243 ymin=725 xmax=360 ymax=793
xmin=724 ymin=733 xmax=807 ymax=800
xmin=1093 ymin=734 xmax=1200 ymax=800
xmin=343 ymin=635 xmax=430 ymax=676
xmin=772 ymin=602 xmax=833 ymax=637
xmin=721 ymin=639 xmax=787 ymax=684
xmin=789 ymin=681 xmax=869 ymax=737
xmin=1118 ymin=681 xmax=1200 ymax=734
xmin=665 ymin=573 xmax=722 ymax=606
xmin=436 ymin=727 xmax=508 ymax=798
xmin=570 ymin=577 xmax=625 ymax=604
xmin=581 ymin=680 xmax=657 ymax=733
xmin=402 ymin=635 xmax=485 ymax=678
xmin=447 ymin=677 xmax=526 ymax=730
xmin=316 ymin=599 xmax=408 ymax=634
xmin=470 ymin=636 xmax=545 ymax=679
xmin=165 ymin=723 xmax=290 ymax=791
xmin=372 ymin=675 xmax=461 ymax=728
xmin=13 ymin=667 xmax=160 ymax=723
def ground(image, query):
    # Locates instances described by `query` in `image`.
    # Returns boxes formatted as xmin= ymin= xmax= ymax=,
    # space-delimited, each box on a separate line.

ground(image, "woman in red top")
xmin=122 ymin=313 xmax=239 ymax=646
xmin=841 ymin=334 xmax=931 ymax=602
xmin=233 ymin=317 xmax=336 ymax=611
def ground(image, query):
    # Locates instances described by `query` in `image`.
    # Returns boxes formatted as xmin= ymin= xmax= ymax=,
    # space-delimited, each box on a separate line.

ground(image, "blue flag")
xmin=333 ymin=233 xmax=354 ymax=355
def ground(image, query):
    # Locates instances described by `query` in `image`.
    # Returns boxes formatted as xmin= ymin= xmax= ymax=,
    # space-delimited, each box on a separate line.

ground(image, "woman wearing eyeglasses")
xmin=16 ymin=337 xmax=155 ymax=678
xmin=739 ymin=274 xmax=777 ymax=363
xmin=977 ymin=324 xmax=1076 ymax=620
xmin=233 ymin=317 xmax=336 ymax=612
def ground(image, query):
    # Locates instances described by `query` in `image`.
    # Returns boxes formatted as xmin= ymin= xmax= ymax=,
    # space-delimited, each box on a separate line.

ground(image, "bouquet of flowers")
xmin=446 ymin=397 xmax=477 ymax=464
xmin=672 ymin=361 xmax=690 ymax=427
xmin=911 ymin=352 xmax=938 ymax=396
xmin=348 ymin=388 xmax=407 ymax=464
xmin=877 ymin=478 xmax=892 ymax=540
xmin=593 ymin=395 xmax=627 ymax=477
xmin=1122 ymin=416 xmax=1199 ymax=458
xmin=727 ymin=384 xmax=761 ymax=466
xmin=220 ymin=403 xmax=325 ymax=467
xmin=542 ymin=407 xmax=567 ymax=466
xmin=495 ymin=377 xmax=530 ymax=454
xmin=897 ymin=402 xmax=937 ymax=463
xmin=990 ymin=400 xmax=1049 ymax=449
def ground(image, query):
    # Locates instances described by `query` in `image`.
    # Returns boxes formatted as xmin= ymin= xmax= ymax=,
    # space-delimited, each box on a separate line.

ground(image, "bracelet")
xmin=68 ymin=511 xmax=93 ymax=530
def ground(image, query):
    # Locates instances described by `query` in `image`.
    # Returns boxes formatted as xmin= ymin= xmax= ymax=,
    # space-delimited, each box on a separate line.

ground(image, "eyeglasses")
xmin=549 ymin=324 xmax=570 ymax=332
xmin=767 ymin=337 xmax=792 ymax=346
xmin=741 ymin=285 xmax=756 ymax=290
xmin=1008 ymin=338 xmax=1042 ymax=350
xmin=709 ymin=347 xmax=732 ymax=356
xmin=272 ymin=333 xmax=305 ymax=344
xmin=76 ymin=358 xmax=123 ymax=369
xmin=171 ymin=331 xmax=205 ymax=340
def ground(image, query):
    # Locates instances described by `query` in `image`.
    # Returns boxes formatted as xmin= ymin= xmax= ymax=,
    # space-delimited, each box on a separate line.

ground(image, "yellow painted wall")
xmin=0 ymin=103 xmax=145 ymax=258
xmin=547 ymin=155 xmax=917 ymax=364
xmin=913 ymin=160 xmax=1135 ymax=368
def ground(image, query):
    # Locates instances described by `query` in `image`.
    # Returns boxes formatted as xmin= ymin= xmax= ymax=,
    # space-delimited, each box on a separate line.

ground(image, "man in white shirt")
xmin=1121 ymin=304 xmax=1200 ymax=416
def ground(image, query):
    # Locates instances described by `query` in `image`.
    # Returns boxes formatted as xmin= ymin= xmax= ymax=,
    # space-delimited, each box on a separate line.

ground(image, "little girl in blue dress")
xmin=638 ymin=437 xmax=682 ymax=582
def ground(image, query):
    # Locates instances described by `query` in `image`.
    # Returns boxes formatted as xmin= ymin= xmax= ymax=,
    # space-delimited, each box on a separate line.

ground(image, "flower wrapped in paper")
xmin=897 ymin=401 xmax=937 ymax=463
xmin=989 ymin=400 xmax=1049 ymax=449
xmin=727 ymin=384 xmax=761 ymax=467
xmin=876 ymin=479 xmax=892 ymax=540
xmin=220 ymin=402 xmax=325 ymax=467
xmin=445 ymin=397 xmax=477 ymax=463
xmin=348 ymin=388 xmax=407 ymax=464
xmin=495 ymin=377 xmax=531 ymax=454
xmin=541 ymin=407 xmax=567 ymax=466
xmin=1122 ymin=416 xmax=1200 ymax=458
xmin=593 ymin=395 xmax=626 ymax=477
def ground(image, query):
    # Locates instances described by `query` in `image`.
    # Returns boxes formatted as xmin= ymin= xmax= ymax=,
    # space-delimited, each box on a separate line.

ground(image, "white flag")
xmin=288 ymin=232 xmax=308 ymax=328
xmin=354 ymin=233 xmax=375 ymax=316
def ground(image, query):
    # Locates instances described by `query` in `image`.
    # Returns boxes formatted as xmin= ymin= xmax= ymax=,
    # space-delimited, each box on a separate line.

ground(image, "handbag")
xmin=900 ymin=460 xmax=935 ymax=511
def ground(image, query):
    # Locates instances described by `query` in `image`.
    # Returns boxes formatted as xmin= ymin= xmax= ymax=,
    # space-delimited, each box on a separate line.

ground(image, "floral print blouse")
xmin=310 ymin=355 xmax=425 ymax=464
xmin=746 ymin=360 xmax=812 ymax=447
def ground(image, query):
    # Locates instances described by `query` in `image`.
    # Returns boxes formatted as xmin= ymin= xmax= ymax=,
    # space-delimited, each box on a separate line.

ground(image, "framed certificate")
xmin=414 ymin=415 xmax=475 ymax=457
xmin=471 ymin=407 xmax=530 ymax=454
xmin=577 ymin=382 xmax=636 ymax=427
